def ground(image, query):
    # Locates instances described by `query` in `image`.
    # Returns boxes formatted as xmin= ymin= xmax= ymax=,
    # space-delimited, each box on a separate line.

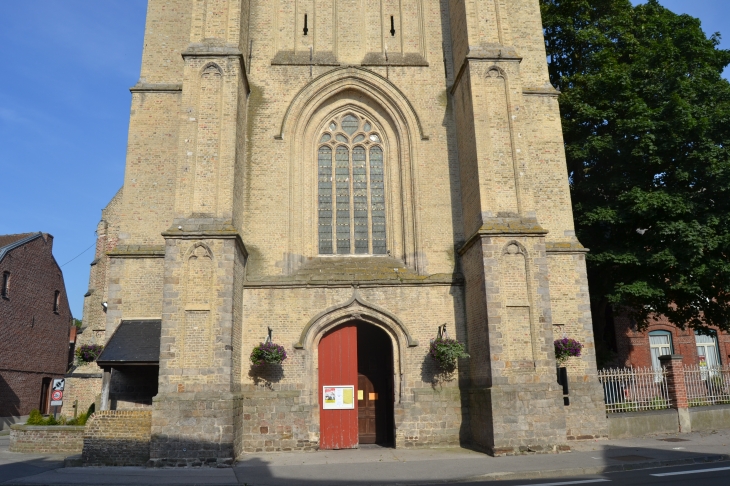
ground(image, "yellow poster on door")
xmin=342 ymin=388 xmax=353 ymax=405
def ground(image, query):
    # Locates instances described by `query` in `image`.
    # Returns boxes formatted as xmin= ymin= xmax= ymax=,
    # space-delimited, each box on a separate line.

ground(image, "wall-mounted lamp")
xmin=101 ymin=302 xmax=108 ymax=311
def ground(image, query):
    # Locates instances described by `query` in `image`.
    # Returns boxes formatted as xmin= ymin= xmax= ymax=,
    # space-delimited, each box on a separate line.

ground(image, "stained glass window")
xmin=317 ymin=114 xmax=387 ymax=255
xmin=335 ymin=146 xmax=351 ymax=254
xmin=318 ymin=146 xmax=333 ymax=254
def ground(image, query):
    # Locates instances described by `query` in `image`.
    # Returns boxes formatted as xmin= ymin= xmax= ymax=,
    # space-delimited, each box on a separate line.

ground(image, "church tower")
xmin=73 ymin=0 xmax=607 ymax=463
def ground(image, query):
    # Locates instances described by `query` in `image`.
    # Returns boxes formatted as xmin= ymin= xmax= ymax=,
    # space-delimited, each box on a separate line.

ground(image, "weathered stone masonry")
xmin=68 ymin=0 xmax=609 ymax=461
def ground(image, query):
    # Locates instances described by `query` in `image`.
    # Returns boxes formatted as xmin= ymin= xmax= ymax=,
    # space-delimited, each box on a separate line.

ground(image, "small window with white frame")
xmin=649 ymin=330 xmax=673 ymax=371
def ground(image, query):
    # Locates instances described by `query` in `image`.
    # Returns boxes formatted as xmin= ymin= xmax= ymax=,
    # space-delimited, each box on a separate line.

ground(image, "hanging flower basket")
xmin=429 ymin=336 xmax=469 ymax=373
xmin=554 ymin=337 xmax=583 ymax=366
xmin=250 ymin=342 xmax=288 ymax=368
xmin=75 ymin=344 xmax=104 ymax=365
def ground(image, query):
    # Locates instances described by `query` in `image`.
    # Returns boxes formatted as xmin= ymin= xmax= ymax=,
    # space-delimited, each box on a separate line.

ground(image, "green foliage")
xmin=72 ymin=318 xmax=83 ymax=328
xmin=249 ymin=342 xmax=288 ymax=367
xmin=429 ymin=337 xmax=470 ymax=373
xmin=611 ymin=396 xmax=669 ymax=412
xmin=542 ymin=0 xmax=730 ymax=331
xmin=66 ymin=412 xmax=89 ymax=426
xmin=75 ymin=344 xmax=104 ymax=364
xmin=25 ymin=410 xmax=69 ymax=426
xmin=26 ymin=410 xmax=44 ymax=425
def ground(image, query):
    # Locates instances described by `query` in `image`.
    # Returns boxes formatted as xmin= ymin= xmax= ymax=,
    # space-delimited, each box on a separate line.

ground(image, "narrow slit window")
xmin=390 ymin=16 xmax=396 ymax=37
xmin=1 ymin=272 xmax=9 ymax=298
xmin=53 ymin=290 xmax=60 ymax=313
xmin=303 ymin=14 xmax=309 ymax=36
xmin=317 ymin=114 xmax=387 ymax=255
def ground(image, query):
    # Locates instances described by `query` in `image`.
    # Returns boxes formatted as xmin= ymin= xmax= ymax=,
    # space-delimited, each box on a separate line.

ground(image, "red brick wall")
xmin=0 ymin=234 xmax=72 ymax=417
xmin=614 ymin=313 xmax=730 ymax=368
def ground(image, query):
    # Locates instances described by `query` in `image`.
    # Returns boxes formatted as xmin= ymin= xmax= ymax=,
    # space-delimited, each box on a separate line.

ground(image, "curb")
xmin=454 ymin=454 xmax=730 ymax=483
xmin=4 ymin=454 xmax=730 ymax=486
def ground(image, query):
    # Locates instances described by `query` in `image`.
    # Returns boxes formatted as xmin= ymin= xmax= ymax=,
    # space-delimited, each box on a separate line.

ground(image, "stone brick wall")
xmin=149 ymin=392 xmax=235 ymax=465
xmin=0 ymin=234 xmax=71 ymax=418
xmin=397 ymin=387 xmax=464 ymax=448
xmin=60 ymin=365 xmax=101 ymax=419
xmin=10 ymin=424 xmax=84 ymax=454
xmin=237 ymin=388 xmax=317 ymax=454
xmin=82 ymin=410 xmax=152 ymax=466
xmin=64 ymin=189 xmax=124 ymax=419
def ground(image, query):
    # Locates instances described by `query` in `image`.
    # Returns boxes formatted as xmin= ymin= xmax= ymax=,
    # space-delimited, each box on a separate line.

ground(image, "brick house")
xmin=0 ymin=233 xmax=73 ymax=428
xmin=611 ymin=313 xmax=730 ymax=371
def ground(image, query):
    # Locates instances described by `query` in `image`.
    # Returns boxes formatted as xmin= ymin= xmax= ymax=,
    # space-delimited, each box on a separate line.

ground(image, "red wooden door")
xmin=318 ymin=324 xmax=358 ymax=449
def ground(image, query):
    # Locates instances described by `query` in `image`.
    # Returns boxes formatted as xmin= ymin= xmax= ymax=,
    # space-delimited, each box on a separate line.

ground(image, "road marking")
xmin=651 ymin=466 xmax=730 ymax=477
xmin=515 ymin=480 xmax=610 ymax=486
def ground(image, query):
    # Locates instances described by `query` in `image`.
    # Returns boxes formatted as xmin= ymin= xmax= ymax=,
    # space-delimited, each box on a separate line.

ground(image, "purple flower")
xmin=75 ymin=344 xmax=103 ymax=363
xmin=554 ymin=337 xmax=583 ymax=365
xmin=250 ymin=341 xmax=287 ymax=367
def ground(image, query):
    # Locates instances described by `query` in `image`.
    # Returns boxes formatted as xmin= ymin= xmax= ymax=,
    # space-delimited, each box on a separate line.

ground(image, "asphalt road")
xmin=479 ymin=464 xmax=730 ymax=486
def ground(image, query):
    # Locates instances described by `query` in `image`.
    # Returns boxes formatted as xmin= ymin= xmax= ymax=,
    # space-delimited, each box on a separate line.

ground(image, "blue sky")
xmin=1 ymin=1 xmax=728 ymax=319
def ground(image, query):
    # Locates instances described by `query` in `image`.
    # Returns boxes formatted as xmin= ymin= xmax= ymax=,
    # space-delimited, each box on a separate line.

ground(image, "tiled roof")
xmin=96 ymin=320 xmax=161 ymax=366
xmin=0 ymin=233 xmax=37 ymax=248
xmin=0 ymin=232 xmax=43 ymax=263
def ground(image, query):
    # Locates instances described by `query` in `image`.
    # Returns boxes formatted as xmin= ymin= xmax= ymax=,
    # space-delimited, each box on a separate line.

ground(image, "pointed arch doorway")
xmin=318 ymin=321 xmax=394 ymax=449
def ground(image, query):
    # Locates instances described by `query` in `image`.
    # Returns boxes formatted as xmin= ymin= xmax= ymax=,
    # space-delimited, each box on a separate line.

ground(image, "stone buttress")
xmin=149 ymin=0 xmax=250 ymax=464
xmin=448 ymin=0 xmax=607 ymax=454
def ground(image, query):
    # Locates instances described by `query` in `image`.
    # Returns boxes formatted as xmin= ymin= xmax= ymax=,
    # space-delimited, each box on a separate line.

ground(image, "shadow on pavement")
xmin=0 ymin=433 xmax=728 ymax=485
xmin=229 ymin=437 xmax=730 ymax=486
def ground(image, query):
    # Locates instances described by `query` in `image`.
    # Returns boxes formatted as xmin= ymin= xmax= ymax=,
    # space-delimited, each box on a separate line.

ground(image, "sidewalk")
xmin=1 ymin=430 xmax=729 ymax=485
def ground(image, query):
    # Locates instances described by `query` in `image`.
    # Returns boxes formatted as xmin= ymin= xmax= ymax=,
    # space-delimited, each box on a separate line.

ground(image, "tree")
xmin=541 ymin=0 xmax=730 ymax=338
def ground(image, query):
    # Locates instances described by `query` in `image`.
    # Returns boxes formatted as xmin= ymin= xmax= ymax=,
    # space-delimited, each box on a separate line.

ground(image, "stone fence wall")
xmin=82 ymin=410 xmax=152 ymax=466
xmin=9 ymin=424 xmax=85 ymax=453
xmin=607 ymin=404 xmax=730 ymax=439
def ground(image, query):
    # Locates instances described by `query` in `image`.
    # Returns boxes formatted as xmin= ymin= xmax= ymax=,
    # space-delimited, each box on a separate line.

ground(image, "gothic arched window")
xmin=318 ymin=113 xmax=386 ymax=255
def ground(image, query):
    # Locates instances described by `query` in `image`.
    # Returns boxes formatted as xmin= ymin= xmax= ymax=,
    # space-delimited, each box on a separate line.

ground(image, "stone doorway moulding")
xmin=295 ymin=288 xmax=418 ymax=423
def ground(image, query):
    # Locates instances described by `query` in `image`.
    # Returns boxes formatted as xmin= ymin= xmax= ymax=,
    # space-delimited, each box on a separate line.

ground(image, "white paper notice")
xmin=322 ymin=385 xmax=355 ymax=410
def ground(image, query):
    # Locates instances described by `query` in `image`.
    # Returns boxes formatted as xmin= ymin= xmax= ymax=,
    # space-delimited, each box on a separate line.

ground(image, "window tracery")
xmin=318 ymin=113 xmax=387 ymax=255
